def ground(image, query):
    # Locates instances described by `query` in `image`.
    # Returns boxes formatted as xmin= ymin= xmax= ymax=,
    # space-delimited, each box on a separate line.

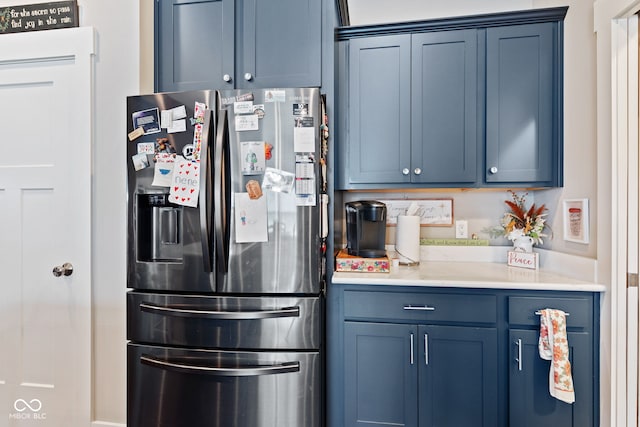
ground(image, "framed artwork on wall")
xmin=562 ymin=198 xmax=589 ymax=244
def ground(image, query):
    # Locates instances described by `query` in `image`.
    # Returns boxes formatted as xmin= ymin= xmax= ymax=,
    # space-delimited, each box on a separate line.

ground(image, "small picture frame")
xmin=378 ymin=199 xmax=453 ymax=226
xmin=562 ymin=199 xmax=589 ymax=244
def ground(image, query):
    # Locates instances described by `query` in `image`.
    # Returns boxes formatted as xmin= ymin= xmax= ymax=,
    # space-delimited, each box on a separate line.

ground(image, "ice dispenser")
xmin=346 ymin=201 xmax=387 ymax=258
xmin=136 ymin=194 xmax=183 ymax=262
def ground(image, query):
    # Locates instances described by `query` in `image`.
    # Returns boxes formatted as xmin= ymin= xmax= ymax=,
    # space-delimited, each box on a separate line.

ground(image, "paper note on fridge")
xmin=234 ymin=192 xmax=268 ymax=243
xmin=235 ymin=114 xmax=259 ymax=131
xmin=169 ymin=158 xmax=200 ymax=207
xmin=294 ymin=116 xmax=315 ymax=152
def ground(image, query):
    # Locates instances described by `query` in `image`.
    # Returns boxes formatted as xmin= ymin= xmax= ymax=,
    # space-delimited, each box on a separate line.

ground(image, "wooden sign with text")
xmin=507 ymin=250 xmax=539 ymax=270
xmin=0 ymin=1 xmax=78 ymax=35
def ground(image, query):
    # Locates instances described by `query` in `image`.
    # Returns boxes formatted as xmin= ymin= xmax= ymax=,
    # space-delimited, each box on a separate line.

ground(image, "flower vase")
xmin=512 ymin=235 xmax=534 ymax=253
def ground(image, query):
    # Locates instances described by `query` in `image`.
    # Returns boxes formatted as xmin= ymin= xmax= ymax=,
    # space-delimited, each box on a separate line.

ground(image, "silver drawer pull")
xmin=534 ymin=310 xmax=570 ymax=316
xmin=140 ymin=354 xmax=299 ymax=377
xmin=140 ymin=302 xmax=300 ymax=320
xmin=403 ymin=305 xmax=436 ymax=311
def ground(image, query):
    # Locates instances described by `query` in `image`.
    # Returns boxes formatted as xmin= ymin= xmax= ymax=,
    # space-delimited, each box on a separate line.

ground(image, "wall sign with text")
xmin=0 ymin=1 xmax=78 ymax=34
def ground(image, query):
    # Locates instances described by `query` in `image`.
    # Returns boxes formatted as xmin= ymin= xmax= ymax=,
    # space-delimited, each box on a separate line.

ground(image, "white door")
xmin=0 ymin=27 xmax=94 ymax=426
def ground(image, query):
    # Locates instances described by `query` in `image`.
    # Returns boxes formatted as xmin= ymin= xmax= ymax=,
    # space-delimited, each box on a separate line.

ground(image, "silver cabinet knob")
xmin=244 ymin=72 xmax=253 ymax=81
xmin=489 ymin=166 xmax=498 ymax=174
xmin=52 ymin=262 xmax=73 ymax=277
xmin=414 ymin=168 xmax=422 ymax=175
xmin=402 ymin=168 xmax=410 ymax=176
xmin=223 ymin=74 xmax=232 ymax=82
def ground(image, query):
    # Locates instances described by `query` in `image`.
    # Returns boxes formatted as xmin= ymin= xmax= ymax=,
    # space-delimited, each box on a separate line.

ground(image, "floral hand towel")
xmin=538 ymin=308 xmax=575 ymax=404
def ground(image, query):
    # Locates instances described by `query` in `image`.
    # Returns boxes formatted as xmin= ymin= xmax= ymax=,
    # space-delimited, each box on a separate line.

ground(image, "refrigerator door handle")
xmin=139 ymin=302 xmax=301 ymax=319
xmin=140 ymin=354 xmax=300 ymax=377
xmin=199 ymin=109 xmax=214 ymax=272
xmin=214 ymin=109 xmax=230 ymax=273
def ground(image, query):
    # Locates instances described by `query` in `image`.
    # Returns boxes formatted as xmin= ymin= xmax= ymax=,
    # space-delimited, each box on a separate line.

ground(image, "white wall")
xmin=347 ymin=0 xmax=533 ymax=25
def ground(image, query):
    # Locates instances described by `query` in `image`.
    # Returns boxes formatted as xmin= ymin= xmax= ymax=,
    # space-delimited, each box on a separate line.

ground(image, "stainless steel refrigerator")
xmin=126 ymin=88 xmax=326 ymax=427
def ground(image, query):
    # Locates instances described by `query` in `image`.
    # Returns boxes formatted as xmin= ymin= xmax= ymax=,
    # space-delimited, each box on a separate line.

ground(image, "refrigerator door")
xmin=216 ymin=88 xmax=322 ymax=294
xmin=127 ymin=291 xmax=322 ymax=349
xmin=127 ymin=344 xmax=321 ymax=427
xmin=127 ymin=91 xmax=217 ymax=292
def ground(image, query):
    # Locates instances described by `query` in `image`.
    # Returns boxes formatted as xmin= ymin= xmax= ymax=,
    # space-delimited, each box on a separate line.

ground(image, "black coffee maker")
xmin=345 ymin=201 xmax=387 ymax=258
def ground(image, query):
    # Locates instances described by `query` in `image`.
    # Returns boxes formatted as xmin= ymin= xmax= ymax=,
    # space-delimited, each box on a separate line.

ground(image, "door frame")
xmin=611 ymin=8 xmax=640 ymax=427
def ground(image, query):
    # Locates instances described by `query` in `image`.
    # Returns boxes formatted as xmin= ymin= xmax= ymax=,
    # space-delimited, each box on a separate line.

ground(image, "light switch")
xmin=455 ymin=220 xmax=468 ymax=239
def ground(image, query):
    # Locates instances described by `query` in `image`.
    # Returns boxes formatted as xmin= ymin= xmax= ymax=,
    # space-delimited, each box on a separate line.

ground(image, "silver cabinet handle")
xmin=52 ymin=262 xmax=73 ymax=277
xmin=402 ymin=168 xmax=410 ymax=176
xmin=414 ymin=167 xmax=422 ymax=175
xmin=424 ymin=334 xmax=429 ymax=365
xmin=244 ymin=72 xmax=253 ymax=81
xmin=515 ymin=338 xmax=522 ymax=371
xmin=403 ymin=305 xmax=436 ymax=311
xmin=410 ymin=333 xmax=414 ymax=365
xmin=223 ymin=73 xmax=232 ymax=82
xmin=140 ymin=355 xmax=299 ymax=377
xmin=139 ymin=302 xmax=300 ymax=320
xmin=489 ymin=166 xmax=498 ymax=174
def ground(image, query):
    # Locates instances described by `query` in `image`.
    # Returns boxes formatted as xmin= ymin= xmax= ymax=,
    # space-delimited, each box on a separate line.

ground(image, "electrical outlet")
xmin=455 ymin=220 xmax=468 ymax=239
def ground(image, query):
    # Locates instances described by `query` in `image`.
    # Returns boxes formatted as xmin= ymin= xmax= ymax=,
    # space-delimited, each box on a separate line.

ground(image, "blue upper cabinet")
xmin=237 ymin=0 xmax=321 ymax=89
xmin=156 ymin=0 xmax=321 ymax=92
xmin=411 ymin=30 xmax=478 ymax=185
xmin=485 ymin=22 xmax=562 ymax=186
xmin=336 ymin=7 xmax=567 ymax=189
xmin=156 ymin=0 xmax=234 ymax=92
xmin=346 ymin=35 xmax=412 ymax=185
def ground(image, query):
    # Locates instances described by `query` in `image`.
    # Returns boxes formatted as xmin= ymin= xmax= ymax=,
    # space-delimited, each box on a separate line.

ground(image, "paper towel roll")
xmin=396 ymin=215 xmax=421 ymax=265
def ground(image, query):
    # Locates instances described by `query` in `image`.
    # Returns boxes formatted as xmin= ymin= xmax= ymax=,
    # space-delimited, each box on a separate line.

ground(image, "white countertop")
xmin=331 ymin=261 xmax=606 ymax=292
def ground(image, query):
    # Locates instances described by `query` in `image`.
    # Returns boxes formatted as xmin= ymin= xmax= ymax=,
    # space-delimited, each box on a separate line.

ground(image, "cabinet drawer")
xmin=508 ymin=296 xmax=592 ymax=328
xmin=343 ymin=290 xmax=497 ymax=323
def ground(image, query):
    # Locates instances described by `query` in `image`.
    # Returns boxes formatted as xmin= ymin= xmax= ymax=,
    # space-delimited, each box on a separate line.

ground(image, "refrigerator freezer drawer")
xmin=127 ymin=344 xmax=322 ymax=427
xmin=127 ymin=292 xmax=322 ymax=349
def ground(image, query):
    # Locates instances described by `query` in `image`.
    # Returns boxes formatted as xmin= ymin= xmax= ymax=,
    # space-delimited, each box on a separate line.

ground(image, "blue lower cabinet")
xmin=343 ymin=323 xmax=498 ymax=427
xmin=328 ymin=286 xmax=599 ymax=427
xmin=419 ymin=325 xmax=498 ymax=427
xmin=509 ymin=329 xmax=594 ymax=427
xmin=344 ymin=322 xmax=418 ymax=427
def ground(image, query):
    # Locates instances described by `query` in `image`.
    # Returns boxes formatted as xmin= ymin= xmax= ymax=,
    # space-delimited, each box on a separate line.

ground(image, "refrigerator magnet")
xmin=137 ymin=142 xmax=155 ymax=154
xmin=194 ymin=101 xmax=207 ymax=124
xmin=234 ymin=192 xmax=268 ymax=243
xmin=241 ymin=141 xmax=266 ymax=175
xmin=264 ymin=90 xmax=285 ymax=103
xmin=128 ymin=126 xmax=144 ymax=141
xmin=132 ymin=108 xmax=161 ymax=135
xmin=132 ymin=153 xmax=150 ymax=171
xmin=235 ymin=114 xmax=259 ymax=132
xmin=234 ymin=101 xmax=254 ymax=115
xmin=293 ymin=103 xmax=309 ymax=116
xmin=245 ymin=180 xmax=263 ymax=200
xmin=253 ymin=104 xmax=265 ymax=119
xmin=152 ymin=158 xmax=175 ymax=187
xmin=262 ymin=167 xmax=295 ymax=194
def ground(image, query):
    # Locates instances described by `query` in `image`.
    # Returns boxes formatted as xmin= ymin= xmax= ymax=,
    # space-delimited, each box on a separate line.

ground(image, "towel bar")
xmin=535 ymin=310 xmax=570 ymax=316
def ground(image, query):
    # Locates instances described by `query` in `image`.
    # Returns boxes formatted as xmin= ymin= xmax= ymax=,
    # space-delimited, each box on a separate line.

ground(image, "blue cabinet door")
xmin=411 ymin=30 xmax=478 ymax=185
xmin=509 ymin=329 xmax=594 ymax=427
xmin=344 ymin=321 xmax=418 ymax=427
xmin=156 ymin=0 xmax=235 ymax=92
xmin=238 ymin=0 xmax=321 ymax=88
xmin=418 ymin=325 xmax=499 ymax=427
xmin=485 ymin=23 xmax=559 ymax=185
xmin=347 ymin=35 xmax=412 ymax=186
